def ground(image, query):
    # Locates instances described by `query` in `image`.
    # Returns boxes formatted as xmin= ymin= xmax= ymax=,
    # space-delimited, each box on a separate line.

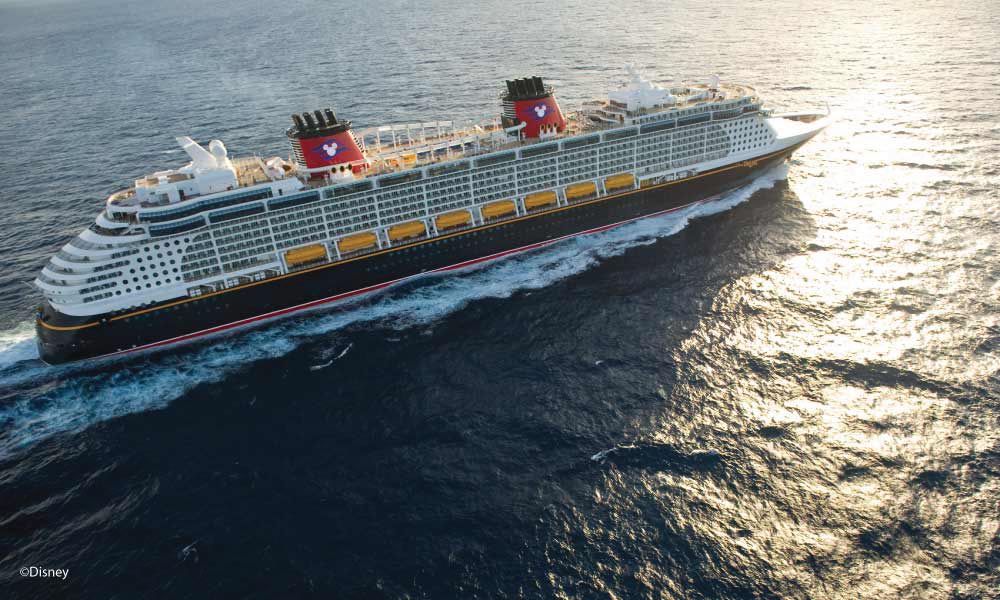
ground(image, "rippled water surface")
xmin=0 ymin=0 xmax=998 ymax=598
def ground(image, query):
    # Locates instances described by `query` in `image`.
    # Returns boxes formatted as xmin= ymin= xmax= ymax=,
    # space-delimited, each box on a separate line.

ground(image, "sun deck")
xmin=104 ymin=71 xmax=762 ymax=220
xmin=351 ymin=112 xmax=620 ymax=179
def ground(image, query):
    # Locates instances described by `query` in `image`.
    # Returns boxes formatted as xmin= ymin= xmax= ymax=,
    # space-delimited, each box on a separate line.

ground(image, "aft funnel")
xmin=285 ymin=108 xmax=369 ymax=179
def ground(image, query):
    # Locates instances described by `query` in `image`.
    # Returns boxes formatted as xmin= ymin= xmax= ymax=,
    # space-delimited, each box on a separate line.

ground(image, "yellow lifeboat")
xmin=435 ymin=210 xmax=472 ymax=231
xmin=565 ymin=181 xmax=597 ymax=201
xmin=388 ymin=220 xmax=427 ymax=242
xmin=284 ymin=244 xmax=328 ymax=267
xmin=604 ymin=173 xmax=635 ymax=192
xmin=524 ymin=190 xmax=557 ymax=211
xmin=338 ymin=231 xmax=378 ymax=253
xmin=481 ymin=200 xmax=516 ymax=220
xmin=401 ymin=153 xmax=417 ymax=167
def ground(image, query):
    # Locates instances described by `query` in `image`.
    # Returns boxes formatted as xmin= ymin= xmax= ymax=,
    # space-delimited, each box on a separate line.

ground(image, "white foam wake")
xmin=0 ymin=164 xmax=787 ymax=456
xmin=0 ymin=321 xmax=38 ymax=369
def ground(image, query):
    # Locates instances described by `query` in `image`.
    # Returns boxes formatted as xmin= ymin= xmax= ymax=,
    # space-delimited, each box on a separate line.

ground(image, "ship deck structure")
xmin=33 ymin=66 xmax=829 ymax=364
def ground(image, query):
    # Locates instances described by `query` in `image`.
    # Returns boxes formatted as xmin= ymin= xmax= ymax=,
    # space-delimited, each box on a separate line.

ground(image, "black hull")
xmin=36 ymin=144 xmax=802 ymax=364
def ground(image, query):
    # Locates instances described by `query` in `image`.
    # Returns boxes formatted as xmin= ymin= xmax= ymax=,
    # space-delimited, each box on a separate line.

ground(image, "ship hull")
xmin=36 ymin=143 xmax=803 ymax=365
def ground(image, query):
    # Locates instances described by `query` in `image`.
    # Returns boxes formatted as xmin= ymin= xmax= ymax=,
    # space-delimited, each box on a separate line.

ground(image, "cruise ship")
xmin=33 ymin=67 xmax=829 ymax=364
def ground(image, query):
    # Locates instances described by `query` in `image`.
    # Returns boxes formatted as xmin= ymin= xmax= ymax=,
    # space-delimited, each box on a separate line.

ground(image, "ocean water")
xmin=0 ymin=0 xmax=998 ymax=598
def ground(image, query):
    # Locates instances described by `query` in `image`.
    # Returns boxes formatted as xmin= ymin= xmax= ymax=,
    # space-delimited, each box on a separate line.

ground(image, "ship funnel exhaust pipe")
xmin=285 ymin=105 xmax=368 ymax=180
xmin=500 ymin=76 xmax=566 ymax=139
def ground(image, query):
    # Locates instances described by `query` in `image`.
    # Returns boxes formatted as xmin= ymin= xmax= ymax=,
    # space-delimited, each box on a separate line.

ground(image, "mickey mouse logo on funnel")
xmin=311 ymin=140 xmax=345 ymax=162
xmin=502 ymin=77 xmax=567 ymax=138
xmin=286 ymin=108 xmax=368 ymax=178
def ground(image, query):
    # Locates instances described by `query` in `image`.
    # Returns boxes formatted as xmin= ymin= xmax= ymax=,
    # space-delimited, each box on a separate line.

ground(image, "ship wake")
xmin=0 ymin=164 xmax=788 ymax=456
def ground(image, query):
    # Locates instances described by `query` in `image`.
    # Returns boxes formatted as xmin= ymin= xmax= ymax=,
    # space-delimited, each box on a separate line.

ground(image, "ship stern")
xmin=35 ymin=302 xmax=100 ymax=365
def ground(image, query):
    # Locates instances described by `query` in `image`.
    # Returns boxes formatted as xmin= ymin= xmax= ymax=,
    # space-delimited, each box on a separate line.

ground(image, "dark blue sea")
xmin=1 ymin=0 xmax=998 ymax=598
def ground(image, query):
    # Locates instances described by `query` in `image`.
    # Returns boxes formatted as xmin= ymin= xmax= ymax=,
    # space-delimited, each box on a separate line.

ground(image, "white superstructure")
xmin=34 ymin=68 xmax=829 ymax=317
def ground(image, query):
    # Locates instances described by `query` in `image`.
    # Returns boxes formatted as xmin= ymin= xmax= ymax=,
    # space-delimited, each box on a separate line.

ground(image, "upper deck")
xmin=354 ymin=72 xmax=758 ymax=176
xmin=102 ymin=68 xmax=762 ymax=225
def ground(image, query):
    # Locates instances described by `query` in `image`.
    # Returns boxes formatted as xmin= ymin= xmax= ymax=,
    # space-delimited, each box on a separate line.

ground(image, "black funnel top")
xmin=286 ymin=107 xmax=351 ymax=139
xmin=503 ymin=77 xmax=552 ymax=101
